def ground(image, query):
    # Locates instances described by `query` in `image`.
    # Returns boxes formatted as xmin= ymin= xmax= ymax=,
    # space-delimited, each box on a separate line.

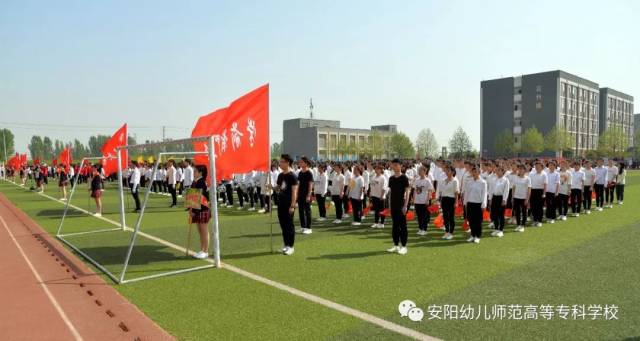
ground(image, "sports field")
xmin=1 ymin=173 xmax=639 ymax=341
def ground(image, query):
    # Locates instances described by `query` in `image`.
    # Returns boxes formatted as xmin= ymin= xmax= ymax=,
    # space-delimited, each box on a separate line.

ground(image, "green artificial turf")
xmin=1 ymin=172 xmax=639 ymax=340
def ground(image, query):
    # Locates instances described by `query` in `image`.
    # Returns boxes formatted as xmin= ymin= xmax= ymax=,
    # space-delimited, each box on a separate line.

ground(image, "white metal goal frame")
xmin=56 ymin=136 xmax=221 ymax=284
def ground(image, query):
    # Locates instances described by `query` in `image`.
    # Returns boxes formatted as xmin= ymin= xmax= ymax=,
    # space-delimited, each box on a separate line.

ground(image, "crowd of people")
xmin=1 ymin=155 xmax=630 ymax=259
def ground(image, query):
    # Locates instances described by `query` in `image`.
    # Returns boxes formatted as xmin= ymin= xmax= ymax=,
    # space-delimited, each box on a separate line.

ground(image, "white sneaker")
xmin=387 ymin=245 xmax=399 ymax=253
xmin=377 ymin=224 xmax=385 ymax=229
xmin=549 ymin=219 xmax=555 ymax=224
xmin=397 ymin=247 xmax=408 ymax=255
xmin=536 ymin=222 xmax=542 ymax=227
xmin=496 ymin=231 xmax=504 ymax=238
xmin=351 ymin=222 xmax=361 ymax=226
xmin=258 ymin=209 xmax=266 ymax=213
xmin=343 ymin=214 xmax=350 ymax=219
xmin=586 ymin=210 xmax=591 ymax=215
xmin=473 ymin=237 xmax=480 ymax=244
xmin=280 ymin=246 xmax=288 ymax=252
xmin=488 ymin=222 xmax=494 ymax=229
xmin=417 ymin=230 xmax=427 ymax=236
xmin=442 ymin=233 xmax=450 ymax=239
xmin=619 ymin=201 xmax=623 ymax=205
xmin=248 ymin=207 xmax=256 ymax=211
xmin=333 ymin=219 xmax=342 ymax=224
xmin=370 ymin=223 xmax=379 ymax=228
xmin=302 ymin=228 xmax=312 ymax=235
xmin=445 ymin=234 xmax=454 ymax=240
xmin=192 ymin=251 xmax=208 ymax=259
xmin=561 ymin=215 xmax=567 ymax=221
xmin=515 ymin=226 xmax=525 ymax=232
xmin=93 ymin=213 xmax=102 ymax=217
xmin=574 ymin=213 xmax=580 ymax=217
xmin=597 ymin=207 xmax=603 ymax=211
xmin=226 ymin=204 xmax=233 ymax=208
xmin=237 ymin=207 xmax=244 ymax=210
xmin=284 ymin=247 xmax=295 ymax=255
xmin=316 ymin=217 xmax=327 ymax=222
xmin=490 ymin=230 xmax=499 ymax=236
xmin=60 ymin=198 xmax=67 ymax=201
xmin=466 ymin=236 xmax=475 ymax=242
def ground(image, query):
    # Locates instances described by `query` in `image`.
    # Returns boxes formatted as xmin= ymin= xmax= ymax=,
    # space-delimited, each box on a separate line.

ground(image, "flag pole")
xmin=208 ymin=136 xmax=221 ymax=268
xmin=117 ymin=149 xmax=126 ymax=231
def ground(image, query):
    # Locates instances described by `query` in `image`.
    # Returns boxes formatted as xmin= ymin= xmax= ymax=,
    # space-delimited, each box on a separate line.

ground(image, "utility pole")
xmin=309 ymin=98 xmax=314 ymax=119
xmin=162 ymin=126 xmax=166 ymax=142
xmin=2 ymin=129 xmax=6 ymax=163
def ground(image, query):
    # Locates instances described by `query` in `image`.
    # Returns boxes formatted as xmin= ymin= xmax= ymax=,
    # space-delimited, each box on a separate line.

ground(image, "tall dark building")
xmin=599 ymin=88 xmax=634 ymax=148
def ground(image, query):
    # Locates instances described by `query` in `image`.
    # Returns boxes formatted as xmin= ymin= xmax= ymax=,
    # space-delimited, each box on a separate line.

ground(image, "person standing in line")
xmin=369 ymin=165 xmax=388 ymax=229
xmin=593 ymin=159 xmax=607 ymax=211
xmin=276 ymin=155 xmax=298 ymax=256
xmin=313 ymin=165 xmax=328 ymax=222
xmin=166 ymin=160 xmax=178 ymax=207
xmin=89 ymin=165 xmax=103 ymax=217
xmin=190 ymin=165 xmax=211 ymax=260
xmin=330 ymin=164 xmax=345 ymax=224
xmin=529 ymin=161 xmax=548 ymax=227
xmin=129 ymin=161 xmax=141 ymax=213
xmin=438 ymin=165 xmax=459 ymax=240
xmin=489 ymin=166 xmax=510 ymax=238
xmin=463 ymin=164 xmax=487 ymax=244
xmin=176 ymin=162 xmax=184 ymax=197
xmin=386 ymin=159 xmax=411 ymax=254
xmin=361 ymin=163 xmax=370 ymax=212
xmin=183 ymin=159 xmax=194 ymax=192
xmin=58 ymin=164 xmax=69 ymax=201
xmin=512 ymin=164 xmax=531 ymax=232
xmin=582 ymin=160 xmax=595 ymax=214
xmin=615 ymin=162 xmax=626 ymax=205
xmin=245 ymin=171 xmax=257 ymax=211
xmin=413 ymin=165 xmax=434 ymax=236
xmin=296 ymin=157 xmax=314 ymax=234
xmin=605 ymin=159 xmax=618 ymax=208
xmin=348 ymin=165 xmax=365 ymax=226
xmin=557 ymin=162 xmax=572 ymax=221
xmin=544 ymin=161 xmax=560 ymax=224
xmin=570 ymin=161 xmax=585 ymax=217
xmin=342 ymin=164 xmax=352 ymax=219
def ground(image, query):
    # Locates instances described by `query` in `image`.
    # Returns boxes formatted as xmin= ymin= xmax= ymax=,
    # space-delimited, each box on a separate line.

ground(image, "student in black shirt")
xmin=386 ymin=159 xmax=411 ymax=255
xmin=89 ymin=165 xmax=103 ymax=217
xmin=296 ymin=157 xmax=314 ymax=235
xmin=276 ymin=154 xmax=299 ymax=255
xmin=190 ymin=165 xmax=211 ymax=260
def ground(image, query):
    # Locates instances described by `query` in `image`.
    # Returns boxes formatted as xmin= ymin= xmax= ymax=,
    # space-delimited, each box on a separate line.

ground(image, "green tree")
xmin=494 ymin=129 xmax=515 ymax=157
xmin=448 ymin=126 xmax=473 ymax=158
xmin=28 ymin=135 xmax=45 ymax=160
xmin=521 ymin=126 xmax=544 ymax=156
xmin=0 ymin=128 xmax=15 ymax=162
xmin=42 ymin=137 xmax=54 ymax=161
xmin=634 ymin=128 xmax=640 ymax=158
xmin=390 ymin=132 xmax=415 ymax=159
xmin=88 ymin=134 xmax=111 ymax=156
xmin=270 ymin=142 xmax=282 ymax=159
xmin=72 ymin=139 xmax=89 ymax=161
xmin=544 ymin=124 xmax=573 ymax=157
xmin=337 ymin=137 xmax=348 ymax=161
xmin=415 ymin=128 xmax=439 ymax=158
xmin=54 ymin=139 xmax=65 ymax=156
xmin=598 ymin=123 xmax=629 ymax=158
xmin=370 ymin=130 xmax=384 ymax=160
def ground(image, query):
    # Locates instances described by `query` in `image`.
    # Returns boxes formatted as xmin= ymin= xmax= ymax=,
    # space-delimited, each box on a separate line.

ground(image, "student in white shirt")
xmin=166 ymin=160 xmax=177 ymax=207
xmin=348 ymin=166 xmax=365 ymax=226
xmin=582 ymin=160 xmax=595 ymax=213
xmin=529 ymin=161 xmax=548 ymax=227
xmin=438 ymin=165 xmax=460 ymax=240
xmin=511 ymin=164 xmax=531 ymax=232
xmin=570 ymin=161 xmax=585 ymax=216
xmin=463 ymin=164 xmax=487 ymax=243
xmin=413 ymin=165 xmax=434 ymax=236
xmin=544 ymin=161 xmax=560 ymax=223
xmin=176 ymin=164 xmax=184 ymax=196
xmin=313 ymin=165 xmax=328 ymax=221
xmin=615 ymin=163 xmax=626 ymax=204
xmin=330 ymin=165 xmax=345 ymax=223
xmin=129 ymin=161 xmax=141 ymax=212
xmin=594 ymin=159 xmax=607 ymax=210
xmin=342 ymin=166 xmax=352 ymax=219
xmin=605 ymin=159 xmax=618 ymax=208
xmin=244 ymin=171 xmax=257 ymax=211
xmin=489 ymin=166 xmax=510 ymax=237
xmin=369 ymin=165 xmax=388 ymax=228
xmin=557 ymin=161 xmax=572 ymax=220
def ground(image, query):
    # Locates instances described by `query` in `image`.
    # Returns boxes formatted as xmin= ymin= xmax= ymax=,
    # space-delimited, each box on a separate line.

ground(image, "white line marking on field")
xmin=3 ymin=180 xmax=439 ymax=341
xmin=0 ymin=215 xmax=84 ymax=341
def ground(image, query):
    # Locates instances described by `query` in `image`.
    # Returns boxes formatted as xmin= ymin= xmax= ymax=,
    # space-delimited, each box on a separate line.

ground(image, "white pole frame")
xmin=116 ymin=136 xmax=220 ymax=284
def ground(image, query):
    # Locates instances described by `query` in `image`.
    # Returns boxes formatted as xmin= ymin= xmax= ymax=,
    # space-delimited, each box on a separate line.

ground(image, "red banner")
xmin=58 ymin=148 xmax=72 ymax=171
xmin=100 ymin=123 xmax=128 ymax=176
xmin=191 ymin=84 xmax=269 ymax=181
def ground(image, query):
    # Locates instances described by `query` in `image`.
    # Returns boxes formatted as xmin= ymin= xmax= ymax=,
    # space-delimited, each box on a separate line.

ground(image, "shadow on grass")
xmin=222 ymin=251 xmax=275 ymax=260
xmin=306 ymin=250 xmax=387 ymax=260
xmin=37 ymin=209 xmax=84 ymax=217
xmin=74 ymin=245 xmax=183 ymax=266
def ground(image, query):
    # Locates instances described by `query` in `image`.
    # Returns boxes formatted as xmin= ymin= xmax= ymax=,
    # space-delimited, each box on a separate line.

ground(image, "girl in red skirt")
xmin=190 ymin=165 xmax=211 ymax=259
xmin=89 ymin=165 xmax=103 ymax=217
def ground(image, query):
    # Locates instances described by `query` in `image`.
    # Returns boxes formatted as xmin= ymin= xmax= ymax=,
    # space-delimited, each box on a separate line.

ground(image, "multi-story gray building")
xmin=282 ymin=118 xmax=396 ymax=160
xmin=481 ymin=70 xmax=600 ymax=157
xmin=599 ymin=88 xmax=634 ymax=147
xmin=635 ymin=113 xmax=640 ymax=147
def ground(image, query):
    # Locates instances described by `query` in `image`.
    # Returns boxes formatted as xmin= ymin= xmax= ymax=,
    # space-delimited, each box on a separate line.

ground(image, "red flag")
xmin=33 ymin=158 xmax=40 ymax=165
xmin=58 ymin=148 xmax=72 ymax=171
xmin=100 ymin=124 xmax=128 ymax=176
xmin=19 ymin=154 xmax=27 ymax=166
xmin=52 ymin=158 xmax=58 ymax=166
xmin=191 ymin=84 xmax=270 ymax=181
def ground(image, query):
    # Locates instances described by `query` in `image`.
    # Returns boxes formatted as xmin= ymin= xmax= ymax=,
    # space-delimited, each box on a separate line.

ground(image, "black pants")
xmin=297 ymin=198 xmax=312 ymax=229
xmin=490 ymin=196 xmax=505 ymax=231
xmin=371 ymin=196 xmax=385 ymax=224
xmin=316 ymin=194 xmax=326 ymax=218
xmin=169 ymin=184 xmax=177 ymax=205
xmin=350 ymin=198 xmax=362 ymax=222
xmin=391 ymin=208 xmax=408 ymax=246
xmin=178 ymin=181 xmax=184 ymax=195
xmin=545 ymin=193 xmax=556 ymax=220
xmin=616 ymin=184 xmax=624 ymax=202
xmin=557 ymin=193 xmax=569 ymax=216
xmin=256 ymin=187 xmax=264 ymax=208
xmin=332 ymin=195 xmax=343 ymax=219
xmin=342 ymin=186 xmax=350 ymax=214
xmin=594 ymin=184 xmax=604 ymax=208
xmin=225 ymin=184 xmax=234 ymax=205
xmin=262 ymin=192 xmax=271 ymax=212
xmin=466 ymin=202 xmax=482 ymax=238
xmin=277 ymin=204 xmax=295 ymax=247
xmin=415 ymin=203 xmax=429 ymax=231
xmin=513 ymin=198 xmax=527 ymax=226
xmin=583 ymin=186 xmax=592 ymax=211
xmin=570 ymin=189 xmax=582 ymax=214
xmin=247 ymin=186 xmax=256 ymax=208
xmin=605 ymin=185 xmax=614 ymax=204
xmin=236 ymin=187 xmax=245 ymax=207
xmin=441 ymin=197 xmax=456 ymax=234
xmin=131 ymin=187 xmax=141 ymax=211
xmin=530 ymin=189 xmax=544 ymax=223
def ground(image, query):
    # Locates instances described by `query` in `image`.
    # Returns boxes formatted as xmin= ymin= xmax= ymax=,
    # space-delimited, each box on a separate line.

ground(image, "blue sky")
xmin=1 ymin=0 xmax=638 ymax=154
